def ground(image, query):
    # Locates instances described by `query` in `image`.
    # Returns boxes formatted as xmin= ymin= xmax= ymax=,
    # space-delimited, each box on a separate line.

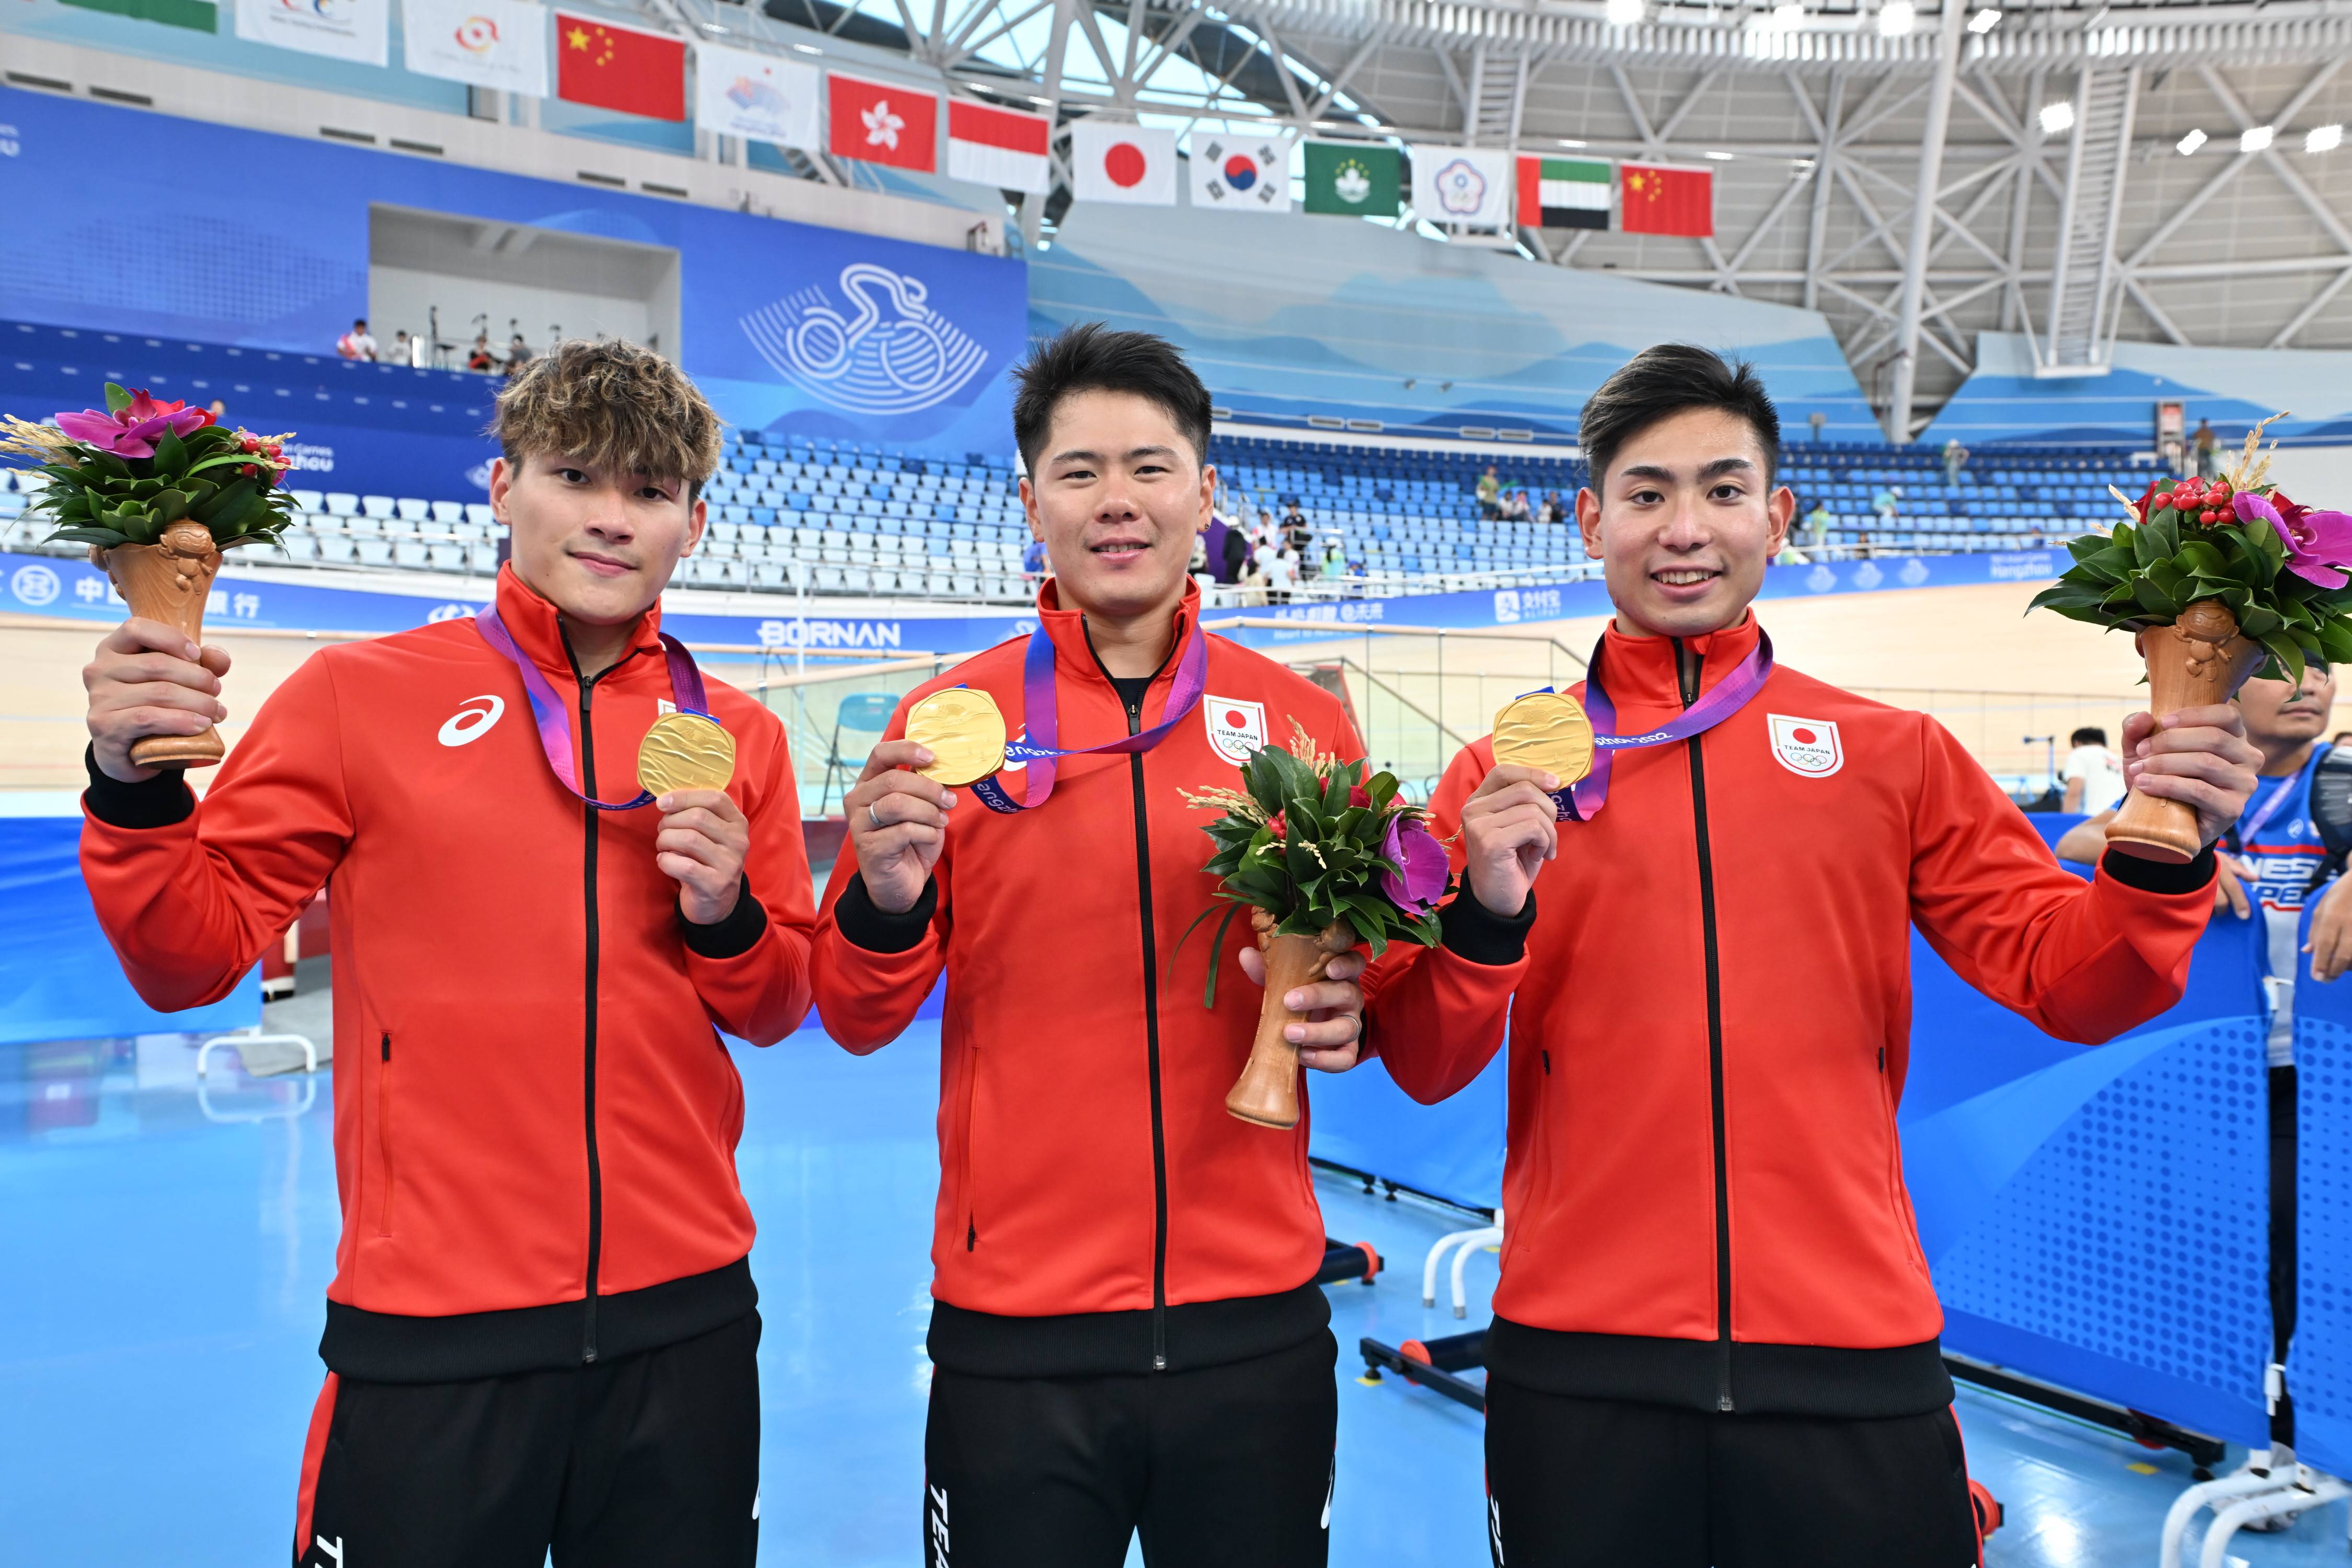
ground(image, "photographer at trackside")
xmin=1362 ymin=344 xmax=2261 ymax=1565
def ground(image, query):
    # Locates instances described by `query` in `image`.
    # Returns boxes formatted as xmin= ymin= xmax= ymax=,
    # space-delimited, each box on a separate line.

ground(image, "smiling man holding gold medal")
xmin=76 ymin=340 xmax=811 ymax=1567
xmin=1362 ymin=344 xmax=2265 ymax=1566
xmin=813 ymin=325 xmax=1419 ymax=1568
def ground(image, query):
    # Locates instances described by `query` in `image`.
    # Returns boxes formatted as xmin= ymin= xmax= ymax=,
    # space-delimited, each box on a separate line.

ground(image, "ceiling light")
xmin=1605 ymin=0 xmax=1644 ymax=26
xmin=2241 ymin=124 xmax=2274 ymax=152
xmin=790 ymin=42 xmax=821 ymax=53
xmin=1558 ymin=138 xmax=1588 ymax=147
xmin=1704 ymin=149 xmax=1734 ymax=160
xmin=2039 ymin=100 xmax=2076 ymax=135
xmin=2309 ymin=123 xmax=2345 ymax=153
xmin=1967 ymin=8 xmax=2000 ymax=32
xmin=1877 ymin=1 xmax=1915 ymax=37
xmin=1771 ymin=2 xmax=1805 ymax=27
xmin=2176 ymin=128 xmax=2207 ymax=155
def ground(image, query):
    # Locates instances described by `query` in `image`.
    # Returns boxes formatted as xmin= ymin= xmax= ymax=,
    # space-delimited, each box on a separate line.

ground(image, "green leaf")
xmin=2259 ymin=631 xmax=2307 ymax=688
xmin=103 ymin=383 xmax=131 ymax=414
xmin=2129 ymin=578 xmax=2181 ymax=619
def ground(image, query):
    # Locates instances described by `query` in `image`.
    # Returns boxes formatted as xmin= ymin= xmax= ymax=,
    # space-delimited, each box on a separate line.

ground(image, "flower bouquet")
xmin=2029 ymin=415 xmax=2352 ymax=859
xmin=2 ymin=386 xmax=297 ymax=768
xmin=1181 ymin=722 xmax=1451 ymax=1128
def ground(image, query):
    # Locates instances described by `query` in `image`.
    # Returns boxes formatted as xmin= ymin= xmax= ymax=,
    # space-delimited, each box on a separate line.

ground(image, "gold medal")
xmin=905 ymin=687 xmax=1008 ymax=786
xmin=638 ymin=711 xmax=737 ymax=795
xmin=1492 ymin=690 xmax=1595 ymax=785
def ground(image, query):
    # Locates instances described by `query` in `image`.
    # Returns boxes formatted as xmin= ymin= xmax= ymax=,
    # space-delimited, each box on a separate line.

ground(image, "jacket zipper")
xmin=375 ymin=1032 xmax=394 ymax=1235
xmin=1676 ymin=637 xmax=1736 ymax=1413
xmin=563 ymin=630 xmax=612 ymax=1366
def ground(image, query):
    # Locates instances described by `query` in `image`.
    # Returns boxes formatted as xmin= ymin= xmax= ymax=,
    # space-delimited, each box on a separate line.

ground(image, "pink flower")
xmin=54 ymin=389 xmax=210 ymax=459
xmin=2238 ymin=489 xmax=2352 ymax=589
xmin=1379 ymin=816 xmax=1449 ymax=915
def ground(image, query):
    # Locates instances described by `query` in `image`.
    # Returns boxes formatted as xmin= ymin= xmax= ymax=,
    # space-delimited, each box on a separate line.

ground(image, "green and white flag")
xmin=1303 ymin=142 xmax=1401 ymax=218
xmin=1515 ymin=156 xmax=1611 ymax=230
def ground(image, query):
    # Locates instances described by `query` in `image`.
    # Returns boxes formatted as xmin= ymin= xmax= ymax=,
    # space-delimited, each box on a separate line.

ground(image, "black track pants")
xmin=1484 ymin=1376 xmax=1982 ymax=1568
xmin=922 ymin=1331 xmax=1338 ymax=1568
xmin=294 ymin=1312 xmax=760 ymax=1568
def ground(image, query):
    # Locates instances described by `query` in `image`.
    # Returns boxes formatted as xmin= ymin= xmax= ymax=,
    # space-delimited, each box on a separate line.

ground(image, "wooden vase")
xmin=2105 ymin=597 xmax=2264 ymax=863
xmin=1227 ymin=912 xmax=1357 ymax=1130
xmin=98 ymin=522 xmax=226 ymax=769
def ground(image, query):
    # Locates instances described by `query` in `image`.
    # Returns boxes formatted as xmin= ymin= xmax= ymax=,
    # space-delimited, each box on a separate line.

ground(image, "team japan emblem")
xmin=1767 ymin=713 xmax=1843 ymax=778
xmin=1206 ymin=697 xmax=1267 ymax=765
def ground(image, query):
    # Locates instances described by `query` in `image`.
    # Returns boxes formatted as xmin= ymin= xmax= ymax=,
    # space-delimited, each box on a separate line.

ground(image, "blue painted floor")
xmin=3 ymin=1018 xmax=2348 ymax=1567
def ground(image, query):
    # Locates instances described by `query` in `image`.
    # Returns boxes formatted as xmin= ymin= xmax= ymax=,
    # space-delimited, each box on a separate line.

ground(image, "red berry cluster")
xmin=235 ymin=431 xmax=287 ymax=488
xmin=2157 ymin=475 xmax=2235 ymax=526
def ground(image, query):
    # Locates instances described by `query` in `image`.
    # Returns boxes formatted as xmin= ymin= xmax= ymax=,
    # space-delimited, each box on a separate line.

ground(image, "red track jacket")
xmin=80 ymin=566 xmax=815 ymax=1381
xmin=812 ymin=582 xmax=1359 ymax=1377
xmin=1366 ymin=613 xmax=2218 ymax=1416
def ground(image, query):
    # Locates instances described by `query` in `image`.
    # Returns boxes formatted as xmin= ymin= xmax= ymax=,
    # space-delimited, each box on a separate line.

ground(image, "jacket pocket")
xmin=954 ymin=1044 xmax=979 ymax=1252
xmin=375 ymin=1032 xmax=396 ymax=1237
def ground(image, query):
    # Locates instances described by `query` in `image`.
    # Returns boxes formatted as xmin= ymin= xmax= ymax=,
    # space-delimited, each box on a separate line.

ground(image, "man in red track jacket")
xmin=811 ymin=326 xmax=1368 ymax=1567
xmin=76 ymin=341 xmax=812 ymax=1567
xmin=1363 ymin=345 xmax=2262 ymax=1566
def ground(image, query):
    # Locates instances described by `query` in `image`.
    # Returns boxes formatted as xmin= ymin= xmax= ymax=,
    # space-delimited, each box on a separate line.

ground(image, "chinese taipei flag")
xmin=1516 ymin=155 xmax=1610 ymax=229
xmin=827 ymin=72 xmax=939 ymax=172
xmin=1621 ymin=162 xmax=1713 ymax=237
xmin=947 ymin=99 xmax=1051 ymax=194
xmin=556 ymin=14 xmax=684 ymax=120
xmin=1189 ymin=135 xmax=1292 ymax=210
xmin=1071 ymin=120 xmax=1177 ymax=205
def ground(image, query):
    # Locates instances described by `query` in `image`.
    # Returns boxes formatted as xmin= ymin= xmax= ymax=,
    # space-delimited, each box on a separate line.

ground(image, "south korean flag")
xmin=1191 ymin=136 xmax=1294 ymax=210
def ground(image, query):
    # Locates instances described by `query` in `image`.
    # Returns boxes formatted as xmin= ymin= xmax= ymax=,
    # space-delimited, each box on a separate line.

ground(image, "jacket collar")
xmin=1034 ymin=577 xmax=1202 ymax=689
xmin=492 ymin=563 xmax=665 ymax=682
xmin=1594 ymin=608 xmax=1762 ymax=711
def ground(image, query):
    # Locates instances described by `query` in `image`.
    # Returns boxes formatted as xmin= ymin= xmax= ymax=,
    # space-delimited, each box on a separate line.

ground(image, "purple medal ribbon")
xmin=970 ymin=616 xmax=1210 ymax=813
xmin=2234 ymin=745 xmax=2321 ymax=849
xmin=473 ymin=603 xmax=717 ymax=811
xmin=1546 ymin=628 xmax=1775 ymax=821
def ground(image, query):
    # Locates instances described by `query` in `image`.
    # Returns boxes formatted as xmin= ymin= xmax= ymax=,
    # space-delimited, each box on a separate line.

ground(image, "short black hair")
xmin=1578 ymin=344 xmax=1782 ymax=490
xmin=2070 ymin=726 xmax=2108 ymax=747
xmin=1012 ymin=324 xmax=1213 ymax=477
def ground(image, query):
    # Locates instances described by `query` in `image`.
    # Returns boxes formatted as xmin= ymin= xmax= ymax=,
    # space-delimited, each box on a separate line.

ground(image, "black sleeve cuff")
xmin=679 ymin=875 xmax=768 ymax=960
xmin=835 ymin=872 xmax=939 ymax=955
xmin=82 ymin=744 xmax=195 ymax=829
xmin=1438 ymin=887 xmax=1536 ymax=966
xmin=2100 ymin=844 xmax=2217 ymax=896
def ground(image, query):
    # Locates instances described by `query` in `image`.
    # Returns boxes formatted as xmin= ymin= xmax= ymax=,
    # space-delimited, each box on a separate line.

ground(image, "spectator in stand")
xmin=206 ymin=399 xmax=228 ymax=421
xmin=1498 ymin=488 xmax=1531 ymax=524
xmin=1941 ymin=437 xmax=1969 ymax=487
xmin=1477 ymin=464 xmax=1501 ymax=518
xmin=1223 ymin=516 xmax=1257 ymax=583
xmin=1538 ymin=491 xmax=1569 ymax=525
xmin=336 ymin=318 xmax=376 ymax=361
xmin=1871 ymin=484 xmax=1900 ymax=541
xmin=1774 ymin=537 xmax=1810 ymax=566
xmin=2195 ymin=418 xmax=2220 ymax=480
xmin=2336 ymin=730 xmax=2352 ymax=747
xmin=1281 ymin=499 xmax=1309 ymax=540
xmin=2060 ymin=725 xmax=2125 ymax=815
xmin=467 ymin=333 xmax=497 ymax=373
xmin=1284 ymin=509 xmax=1315 ymax=555
xmin=1804 ymin=497 xmax=1832 ymax=551
xmin=391 ymin=330 xmax=412 ymax=367
xmin=1321 ymin=540 xmax=1346 ymax=580
xmin=1021 ymin=535 xmax=1046 ymax=582
xmin=506 ymin=333 xmax=534 ymax=375
xmin=1265 ymin=543 xmax=1299 ymax=604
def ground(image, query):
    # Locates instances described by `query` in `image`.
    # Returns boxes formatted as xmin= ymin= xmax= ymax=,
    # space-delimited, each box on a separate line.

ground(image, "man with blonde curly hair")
xmin=78 ymin=339 xmax=811 ymax=1566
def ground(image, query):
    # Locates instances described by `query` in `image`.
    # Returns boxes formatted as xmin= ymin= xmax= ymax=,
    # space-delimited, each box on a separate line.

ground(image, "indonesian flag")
xmin=948 ymin=99 xmax=1051 ymax=194
xmin=1071 ymin=119 xmax=1177 ymax=205
xmin=1620 ymin=163 xmax=1713 ymax=238
xmin=827 ymin=72 xmax=938 ymax=172
xmin=555 ymin=14 xmax=685 ymax=121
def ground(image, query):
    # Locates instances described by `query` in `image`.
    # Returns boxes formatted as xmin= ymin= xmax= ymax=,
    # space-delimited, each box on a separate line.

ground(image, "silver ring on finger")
xmin=867 ymin=801 xmax=885 ymax=832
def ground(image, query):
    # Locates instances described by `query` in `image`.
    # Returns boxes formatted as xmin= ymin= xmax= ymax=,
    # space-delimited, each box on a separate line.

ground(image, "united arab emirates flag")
xmin=1516 ymin=156 xmax=1611 ymax=229
xmin=1304 ymin=141 xmax=1402 ymax=218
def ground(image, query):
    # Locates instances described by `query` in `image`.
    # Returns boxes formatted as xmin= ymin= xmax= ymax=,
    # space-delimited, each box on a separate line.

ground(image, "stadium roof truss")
xmin=673 ymin=0 xmax=2352 ymax=436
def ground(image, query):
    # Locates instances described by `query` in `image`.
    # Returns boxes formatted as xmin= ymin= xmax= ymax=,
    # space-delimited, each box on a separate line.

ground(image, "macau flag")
xmin=1303 ymin=141 xmax=1401 ymax=218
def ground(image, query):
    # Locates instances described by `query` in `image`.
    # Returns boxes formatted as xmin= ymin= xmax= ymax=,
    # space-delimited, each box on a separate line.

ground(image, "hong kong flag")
xmin=1620 ymin=163 xmax=1713 ymax=238
xmin=555 ymin=14 xmax=686 ymax=121
xmin=827 ymin=72 xmax=939 ymax=173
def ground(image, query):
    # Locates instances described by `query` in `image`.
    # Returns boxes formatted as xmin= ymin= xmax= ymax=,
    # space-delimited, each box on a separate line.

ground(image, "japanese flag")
xmin=1072 ymin=120 xmax=1177 ymax=205
xmin=1189 ymin=134 xmax=1293 ymax=211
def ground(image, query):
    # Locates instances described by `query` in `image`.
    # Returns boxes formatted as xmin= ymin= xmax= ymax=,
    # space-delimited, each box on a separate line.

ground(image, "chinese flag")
xmin=1620 ymin=163 xmax=1712 ymax=238
xmin=826 ymin=72 xmax=938 ymax=173
xmin=556 ymin=14 xmax=686 ymax=121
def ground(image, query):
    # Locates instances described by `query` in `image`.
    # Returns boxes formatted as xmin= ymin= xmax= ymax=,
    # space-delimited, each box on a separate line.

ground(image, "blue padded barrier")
xmin=2290 ymin=904 xmax=2352 ymax=1474
xmin=0 ymin=818 xmax=259 ymax=1046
